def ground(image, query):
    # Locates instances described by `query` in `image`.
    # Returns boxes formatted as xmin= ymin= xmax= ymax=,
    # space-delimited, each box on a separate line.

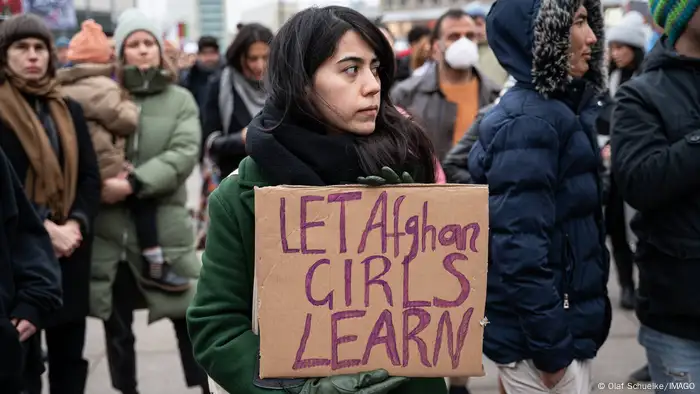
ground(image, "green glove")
xmin=297 ymin=369 xmax=408 ymax=394
xmin=357 ymin=167 xmax=415 ymax=186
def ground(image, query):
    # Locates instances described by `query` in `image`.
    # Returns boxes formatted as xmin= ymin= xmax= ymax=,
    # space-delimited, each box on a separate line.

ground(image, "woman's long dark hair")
xmin=225 ymin=23 xmax=274 ymax=74
xmin=265 ymin=6 xmax=436 ymax=182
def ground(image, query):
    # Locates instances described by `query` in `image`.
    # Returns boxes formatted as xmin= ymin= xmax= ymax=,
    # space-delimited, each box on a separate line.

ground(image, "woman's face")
xmin=7 ymin=38 xmax=49 ymax=81
xmin=242 ymin=41 xmax=269 ymax=81
xmin=610 ymin=42 xmax=634 ymax=69
xmin=311 ymin=30 xmax=381 ymax=136
xmin=123 ymin=31 xmax=161 ymax=70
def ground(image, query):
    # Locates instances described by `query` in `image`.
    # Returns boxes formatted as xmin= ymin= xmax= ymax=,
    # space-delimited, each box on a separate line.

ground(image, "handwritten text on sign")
xmin=254 ymin=185 xmax=488 ymax=378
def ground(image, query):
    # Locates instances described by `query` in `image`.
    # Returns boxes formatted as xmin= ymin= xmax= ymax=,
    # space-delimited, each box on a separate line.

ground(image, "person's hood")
xmin=642 ymin=35 xmax=700 ymax=73
xmin=486 ymin=0 xmax=606 ymax=96
xmin=56 ymin=63 xmax=115 ymax=84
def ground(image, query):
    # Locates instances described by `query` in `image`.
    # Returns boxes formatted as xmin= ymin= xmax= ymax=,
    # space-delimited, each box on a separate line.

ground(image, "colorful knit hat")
xmin=650 ymin=0 xmax=700 ymax=45
xmin=67 ymin=20 xmax=112 ymax=64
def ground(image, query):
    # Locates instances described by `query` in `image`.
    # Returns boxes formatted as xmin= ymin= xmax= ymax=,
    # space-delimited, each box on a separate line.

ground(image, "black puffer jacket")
xmin=0 ymin=147 xmax=61 ymax=388
xmin=611 ymin=36 xmax=700 ymax=341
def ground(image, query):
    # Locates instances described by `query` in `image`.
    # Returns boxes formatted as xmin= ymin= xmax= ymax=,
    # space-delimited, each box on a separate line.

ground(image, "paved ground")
xmin=58 ymin=269 xmax=648 ymax=394
xmin=44 ymin=168 xmax=651 ymax=393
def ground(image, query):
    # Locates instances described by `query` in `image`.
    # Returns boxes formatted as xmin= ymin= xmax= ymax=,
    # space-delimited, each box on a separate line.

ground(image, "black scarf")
xmin=246 ymin=103 xmax=367 ymax=186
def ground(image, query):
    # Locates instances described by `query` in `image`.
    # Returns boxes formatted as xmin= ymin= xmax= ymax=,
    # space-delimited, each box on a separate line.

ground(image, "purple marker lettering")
xmin=328 ymin=192 xmax=363 ymax=254
xmin=280 ymin=197 xmax=300 ymax=253
xmin=439 ymin=225 xmax=465 ymax=249
xmin=300 ymin=195 xmax=326 ymax=254
xmin=362 ymin=309 xmax=399 ymax=366
xmin=389 ymin=195 xmax=406 ymax=258
xmin=437 ymin=223 xmax=481 ymax=252
xmin=433 ymin=253 xmax=470 ymax=308
xmin=432 ymin=308 xmax=474 ymax=369
xmin=402 ymin=253 xmax=429 ymax=308
xmin=465 ymin=222 xmax=480 ymax=253
xmin=362 ymin=255 xmax=393 ymax=307
xmin=344 ymin=259 xmax=352 ymax=307
xmin=357 ymin=191 xmax=388 ymax=254
xmin=402 ymin=308 xmax=432 ymax=368
xmin=306 ymin=259 xmax=333 ymax=310
xmin=422 ymin=202 xmax=436 ymax=252
xmin=331 ymin=310 xmax=365 ymax=370
xmin=404 ymin=215 xmax=419 ymax=266
xmin=293 ymin=313 xmax=331 ymax=370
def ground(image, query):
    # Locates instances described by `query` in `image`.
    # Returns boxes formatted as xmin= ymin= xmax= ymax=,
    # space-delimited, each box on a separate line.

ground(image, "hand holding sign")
xmin=357 ymin=167 xmax=415 ymax=186
xmin=290 ymin=369 xmax=407 ymax=394
xmin=254 ymin=184 xmax=488 ymax=378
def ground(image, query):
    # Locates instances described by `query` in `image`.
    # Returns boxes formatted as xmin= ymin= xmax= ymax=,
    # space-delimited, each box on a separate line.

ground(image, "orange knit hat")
xmin=67 ymin=20 xmax=112 ymax=64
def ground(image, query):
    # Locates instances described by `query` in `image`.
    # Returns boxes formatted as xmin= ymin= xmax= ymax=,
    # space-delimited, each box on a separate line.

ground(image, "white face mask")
xmin=443 ymin=37 xmax=480 ymax=70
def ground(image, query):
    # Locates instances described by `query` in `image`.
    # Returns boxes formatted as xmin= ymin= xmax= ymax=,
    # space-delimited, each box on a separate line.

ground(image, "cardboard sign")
xmin=254 ymin=185 xmax=489 ymax=378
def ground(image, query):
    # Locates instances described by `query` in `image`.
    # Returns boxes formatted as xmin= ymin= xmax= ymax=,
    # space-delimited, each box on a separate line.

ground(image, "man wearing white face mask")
xmin=391 ymin=8 xmax=500 ymax=163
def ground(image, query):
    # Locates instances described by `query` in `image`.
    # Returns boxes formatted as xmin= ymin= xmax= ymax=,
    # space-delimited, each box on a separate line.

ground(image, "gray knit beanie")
xmin=607 ymin=11 xmax=648 ymax=50
xmin=113 ymin=8 xmax=163 ymax=60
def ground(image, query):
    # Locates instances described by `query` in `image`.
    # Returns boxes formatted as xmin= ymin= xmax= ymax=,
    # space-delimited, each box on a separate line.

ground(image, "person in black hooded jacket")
xmin=0 ymin=146 xmax=62 ymax=393
xmin=611 ymin=2 xmax=700 ymax=388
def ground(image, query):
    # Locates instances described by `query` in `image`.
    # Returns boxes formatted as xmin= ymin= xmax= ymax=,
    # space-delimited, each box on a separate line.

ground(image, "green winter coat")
xmin=187 ymin=157 xmax=448 ymax=394
xmin=90 ymin=84 xmax=201 ymax=323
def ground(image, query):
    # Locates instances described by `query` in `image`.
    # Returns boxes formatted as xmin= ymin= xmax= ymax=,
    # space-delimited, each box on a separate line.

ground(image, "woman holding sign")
xmin=187 ymin=5 xmax=447 ymax=394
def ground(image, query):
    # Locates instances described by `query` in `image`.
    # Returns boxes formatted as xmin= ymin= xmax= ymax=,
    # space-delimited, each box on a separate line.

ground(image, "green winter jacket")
xmin=187 ymin=157 xmax=448 ymax=394
xmin=90 ymin=84 xmax=201 ymax=323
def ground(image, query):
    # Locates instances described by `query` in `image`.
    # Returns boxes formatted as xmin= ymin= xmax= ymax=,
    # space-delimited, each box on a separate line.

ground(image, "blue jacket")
xmin=468 ymin=0 xmax=611 ymax=373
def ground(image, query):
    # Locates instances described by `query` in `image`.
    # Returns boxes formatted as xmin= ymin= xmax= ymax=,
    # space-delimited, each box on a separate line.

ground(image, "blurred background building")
xmin=3 ymin=0 xmax=649 ymax=51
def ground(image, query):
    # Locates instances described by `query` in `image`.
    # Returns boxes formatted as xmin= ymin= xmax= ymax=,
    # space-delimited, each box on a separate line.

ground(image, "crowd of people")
xmin=0 ymin=0 xmax=698 ymax=393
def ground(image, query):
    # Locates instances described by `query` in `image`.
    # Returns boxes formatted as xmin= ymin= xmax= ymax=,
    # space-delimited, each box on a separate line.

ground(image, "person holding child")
xmin=58 ymin=19 xmax=191 ymax=292
xmin=87 ymin=9 xmax=209 ymax=394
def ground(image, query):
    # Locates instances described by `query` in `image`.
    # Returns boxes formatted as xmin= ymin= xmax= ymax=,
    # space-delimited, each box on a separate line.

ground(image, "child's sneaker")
xmin=141 ymin=257 xmax=191 ymax=293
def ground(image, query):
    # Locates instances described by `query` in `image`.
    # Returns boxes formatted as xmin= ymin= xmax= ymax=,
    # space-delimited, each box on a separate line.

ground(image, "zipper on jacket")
xmin=563 ymin=233 xmax=574 ymax=310
xmin=120 ymin=232 xmax=128 ymax=261
xmin=131 ymin=107 xmax=141 ymax=156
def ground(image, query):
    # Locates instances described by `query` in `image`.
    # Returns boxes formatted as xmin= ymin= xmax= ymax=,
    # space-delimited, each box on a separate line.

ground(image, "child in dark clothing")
xmin=123 ymin=171 xmax=190 ymax=292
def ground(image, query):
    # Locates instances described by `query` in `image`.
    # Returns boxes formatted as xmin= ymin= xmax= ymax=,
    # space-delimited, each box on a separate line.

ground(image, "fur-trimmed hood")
xmin=486 ymin=0 xmax=606 ymax=96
